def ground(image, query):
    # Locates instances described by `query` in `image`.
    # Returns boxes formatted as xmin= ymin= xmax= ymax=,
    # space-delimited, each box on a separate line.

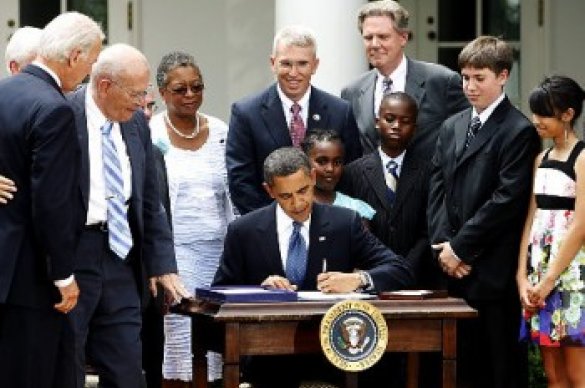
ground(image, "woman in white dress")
xmin=151 ymin=51 xmax=235 ymax=388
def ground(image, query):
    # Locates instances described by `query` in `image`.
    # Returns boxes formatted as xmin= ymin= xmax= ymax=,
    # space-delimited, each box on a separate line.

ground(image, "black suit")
xmin=342 ymin=150 xmax=437 ymax=288
xmin=69 ymin=86 xmax=176 ymax=388
xmin=226 ymin=84 xmax=362 ymax=215
xmin=0 ymin=65 xmax=78 ymax=388
xmin=428 ymin=97 xmax=540 ymax=388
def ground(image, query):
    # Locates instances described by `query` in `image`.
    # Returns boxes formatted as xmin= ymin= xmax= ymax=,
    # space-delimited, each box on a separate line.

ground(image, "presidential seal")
xmin=320 ymin=300 xmax=388 ymax=372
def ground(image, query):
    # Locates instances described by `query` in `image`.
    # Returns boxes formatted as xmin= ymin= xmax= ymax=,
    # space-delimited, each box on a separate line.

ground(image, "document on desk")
xmin=297 ymin=291 xmax=376 ymax=301
xmin=196 ymin=286 xmax=298 ymax=303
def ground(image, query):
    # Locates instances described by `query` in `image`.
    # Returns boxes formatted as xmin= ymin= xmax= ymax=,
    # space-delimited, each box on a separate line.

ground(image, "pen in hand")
xmin=322 ymin=258 xmax=327 ymax=273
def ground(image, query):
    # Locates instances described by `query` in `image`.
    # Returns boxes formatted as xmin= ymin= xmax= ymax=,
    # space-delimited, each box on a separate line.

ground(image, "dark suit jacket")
xmin=69 ymin=86 xmax=176 ymax=301
xmin=0 ymin=65 xmax=79 ymax=309
xmin=213 ymin=202 xmax=414 ymax=291
xmin=226 ymin=84 xmax=363 ymax=214
xmin=341 ymin=58 xmax=469 ymax=156
xmin=428 ymin=97 xmax=540 ymax=300
xmin=342 ymin=150 xmax=437 ymax=288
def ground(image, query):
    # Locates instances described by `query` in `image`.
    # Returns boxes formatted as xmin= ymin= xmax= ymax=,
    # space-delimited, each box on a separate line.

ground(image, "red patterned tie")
xmin=290 ymin=103 xmax=306 ymax=148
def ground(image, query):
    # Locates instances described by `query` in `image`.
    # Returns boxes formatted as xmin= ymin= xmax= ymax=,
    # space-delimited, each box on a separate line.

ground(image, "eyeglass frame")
xmin=108 ymin=78 xmax=149 ymax=102
xmin=165 ymin=82 xmax=205 ymax=96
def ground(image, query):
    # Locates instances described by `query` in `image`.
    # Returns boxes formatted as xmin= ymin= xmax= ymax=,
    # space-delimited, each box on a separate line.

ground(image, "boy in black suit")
xmin=428 ymin=36 xmax=540 ymax=388
xmin=343 ymin=92 xmax=436 ymax=288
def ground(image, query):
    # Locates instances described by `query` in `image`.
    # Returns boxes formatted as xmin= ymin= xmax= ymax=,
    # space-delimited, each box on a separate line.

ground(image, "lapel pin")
xmin=319 ymin=236 xmax=326 ymax=241
xmin=312 ymin=114 xmax=320 ymax=122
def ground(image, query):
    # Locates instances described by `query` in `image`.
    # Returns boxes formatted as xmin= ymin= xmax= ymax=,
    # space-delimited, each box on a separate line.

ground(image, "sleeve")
xmin=427 ymin=124 xmax=451 ymax=247
xmin=212 ymin=222 xmax=243 ymax=286
xmin=226 ymin=102 xmax=270 ymax=214
xmin=31 ymin=102 xmax=79 ymax=281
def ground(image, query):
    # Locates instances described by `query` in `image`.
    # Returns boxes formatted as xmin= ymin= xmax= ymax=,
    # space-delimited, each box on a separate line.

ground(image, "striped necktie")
xmin=465 ymin=116 xmax=482 ymax=148
xmin=286 ymin=221 xmax=307 ymax=286
xmin=101 ymin=121 xmax=133 ymax=259
xmin=385 ymin=160 xmax=399 ymax=204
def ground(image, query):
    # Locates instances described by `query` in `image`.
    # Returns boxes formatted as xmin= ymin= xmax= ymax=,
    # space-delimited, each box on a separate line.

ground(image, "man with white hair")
xmin=5 ymin=26 xmax=42 ymax=74
xmin=0 ymin=11 xmax=103 ymax=388
xmin=67 ymin=43 xmax=188 ymax=388
xmin=226 ymin=25 xmax=363 ymax=215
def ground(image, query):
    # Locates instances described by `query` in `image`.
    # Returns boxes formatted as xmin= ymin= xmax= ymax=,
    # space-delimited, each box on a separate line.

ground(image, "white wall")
xmin=140 ymin=0 xmax=275 ymax=122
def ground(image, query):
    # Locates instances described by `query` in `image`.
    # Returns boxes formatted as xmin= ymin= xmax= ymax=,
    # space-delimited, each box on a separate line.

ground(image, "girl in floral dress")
xmin=517 ymin=75 xmax=585 ymax=386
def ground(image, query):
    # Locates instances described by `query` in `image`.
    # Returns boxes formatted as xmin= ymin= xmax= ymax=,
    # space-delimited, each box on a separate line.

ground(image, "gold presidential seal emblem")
xmin=320 ymin=300 xmax=388 ymax=372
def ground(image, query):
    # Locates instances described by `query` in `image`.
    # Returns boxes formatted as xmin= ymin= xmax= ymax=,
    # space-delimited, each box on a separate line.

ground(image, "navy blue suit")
xmin=68 ymin=86 xmax=176 ymax=388
xmin=226 ymin=84 xmax=363 ymax=215
xmin=0 ymin=65 xmax=79 ymax=388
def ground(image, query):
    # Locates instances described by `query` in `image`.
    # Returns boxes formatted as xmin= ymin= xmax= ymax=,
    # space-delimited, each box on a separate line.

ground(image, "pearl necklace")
xmin=164 ymin=112 xmax=200 ymax=139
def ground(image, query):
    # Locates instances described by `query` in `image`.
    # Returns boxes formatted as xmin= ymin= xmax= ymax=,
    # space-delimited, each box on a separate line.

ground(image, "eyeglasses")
xmin=166 ymin=83 xmax=205 ymax=96
xmin=109 ymin=79 xmax=148 ymax=102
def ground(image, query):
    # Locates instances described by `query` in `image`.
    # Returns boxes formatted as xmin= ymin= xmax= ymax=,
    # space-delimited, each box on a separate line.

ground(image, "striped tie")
xmin=101 ymin=121 xmax=133 ymax=259
xmin=385 ymin=160 xmax=399 ymax=204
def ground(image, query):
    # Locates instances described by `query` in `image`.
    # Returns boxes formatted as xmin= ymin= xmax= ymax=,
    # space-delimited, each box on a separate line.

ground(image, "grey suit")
xmin=341 ymin=58 xmax=469 ymax=156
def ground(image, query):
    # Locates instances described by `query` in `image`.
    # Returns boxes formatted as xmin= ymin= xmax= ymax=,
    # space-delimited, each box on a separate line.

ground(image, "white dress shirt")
xmin=275 ymin=204 xmax=311 ymax=271
xmin=277 ymin=84 xmax=311 ymax=129
xmin=85 ymin=85 xmax=132 ymax=225
xmin=374 ymin=54 xmax=408 ymax=117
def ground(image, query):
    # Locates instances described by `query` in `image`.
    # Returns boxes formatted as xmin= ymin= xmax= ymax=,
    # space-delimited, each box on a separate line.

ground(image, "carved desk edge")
xmin=171 ymin=297 xmax=477 ymax=322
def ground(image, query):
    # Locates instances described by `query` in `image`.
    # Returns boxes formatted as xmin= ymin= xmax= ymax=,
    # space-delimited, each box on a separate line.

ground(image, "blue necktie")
xmin=465 ymin=116 xmax=482 ymax=148
xmin=101 ymin=121 xmax=133 ymax=259
xmin=286 ymin=221 xmax=307 ymax=286
xmin=386 ymin=160 xmax=399 ymax=204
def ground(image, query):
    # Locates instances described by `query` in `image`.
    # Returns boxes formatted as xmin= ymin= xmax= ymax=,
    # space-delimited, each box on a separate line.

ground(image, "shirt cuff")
xmin=54 ymin=275 xmax=75 ymax=288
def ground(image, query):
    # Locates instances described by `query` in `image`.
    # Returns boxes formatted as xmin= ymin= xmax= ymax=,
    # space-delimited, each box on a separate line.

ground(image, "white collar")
xmin=31 ymin=61 xmax=62 ymax=88
xmin=473 ymin=93 xmax=505 ymax=125
xmin=277 ymin=84 xmax=311 ymax=114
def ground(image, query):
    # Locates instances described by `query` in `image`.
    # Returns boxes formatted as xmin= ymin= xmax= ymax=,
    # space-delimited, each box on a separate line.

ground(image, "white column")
xmin=275 ymin=0 xmax=368 ymax=96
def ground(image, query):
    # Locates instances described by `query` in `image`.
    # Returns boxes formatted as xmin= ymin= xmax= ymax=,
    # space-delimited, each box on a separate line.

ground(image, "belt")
xmin=85 ymin=222 xmax=108 ymax=232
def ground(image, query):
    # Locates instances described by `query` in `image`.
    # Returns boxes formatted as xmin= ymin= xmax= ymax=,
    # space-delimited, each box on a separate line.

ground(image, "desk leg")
xmin=344 ymin=372 xmax=358 ymax=388
xmin=192 ymin=318 xmax=209 ymax=388
xmin=442 ymin=319 xmax=457 ymax=388
xmin=223 ymin=323 xmax=241 ymax=388
xmin=406 ymin=353 xmax=420 ymax=388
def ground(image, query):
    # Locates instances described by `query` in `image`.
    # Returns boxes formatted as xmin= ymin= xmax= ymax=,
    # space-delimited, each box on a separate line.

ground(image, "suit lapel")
xmin=405 ymin=59 xmax=426 ymax=108
xmin=256 ymin=203 xmax=287 ymax=276
xmin=457 ymin=98 xmax=511 ymax=167
xmin=391 ymin=152 xmax=420 ymax=219
xmin=306 ymin=204 xmax=330 ymax=282
xmin=120 ymin=120 xmax=141 ymax=201
xmin=363 ymin=153 xmax=391 ymax=211
xmin=260 ymin=84 xmax=292 ymax=147
xmin=308 ymin=87 xmax=330 ymax=130
xmin=356 ymin=71 xmax=378 ymax=148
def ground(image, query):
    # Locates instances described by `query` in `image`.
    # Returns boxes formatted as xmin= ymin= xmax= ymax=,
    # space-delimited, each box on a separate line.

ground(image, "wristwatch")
xmin=358 ymin=270 xmax=372 ymax=290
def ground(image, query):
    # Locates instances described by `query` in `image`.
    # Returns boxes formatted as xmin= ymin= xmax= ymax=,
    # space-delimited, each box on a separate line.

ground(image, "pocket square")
xmin=319 ymin=236 xmax=326 ymax=241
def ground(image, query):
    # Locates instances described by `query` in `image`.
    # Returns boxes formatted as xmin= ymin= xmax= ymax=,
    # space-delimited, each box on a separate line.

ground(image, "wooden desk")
xmin=174 ymin=297 xmax=476 ymax=388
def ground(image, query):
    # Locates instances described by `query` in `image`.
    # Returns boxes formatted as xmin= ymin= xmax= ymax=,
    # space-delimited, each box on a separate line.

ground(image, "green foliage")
xmin=528 ymin=344 xmax=547 ymax=388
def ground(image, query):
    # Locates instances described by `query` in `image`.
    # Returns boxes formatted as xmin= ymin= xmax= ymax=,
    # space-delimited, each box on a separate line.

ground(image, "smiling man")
xmin=341 ymin=0 xmax=468 ymax=156
xmin=226 ymin=25 xmax=362 ymax=215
